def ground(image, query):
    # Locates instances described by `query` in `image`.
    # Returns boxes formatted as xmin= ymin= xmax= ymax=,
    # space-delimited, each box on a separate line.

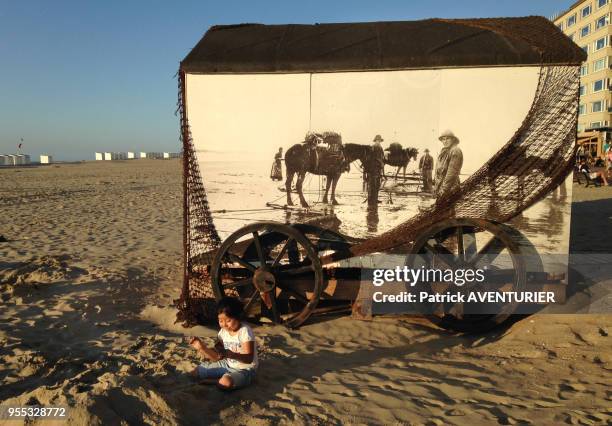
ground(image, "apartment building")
xmin=554 ymin=0 xmax=611 ymax=135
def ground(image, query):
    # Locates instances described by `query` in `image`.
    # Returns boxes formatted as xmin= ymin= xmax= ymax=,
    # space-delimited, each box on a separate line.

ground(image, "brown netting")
xmin=431 ymin=17 xmax=582 ymax=65
xmin=175 ymin=71 xmax=222 ymax=326
xmin=181 ymin=17 xmax=585 ymax=73
xmin=351 ymin=64 xmax=580 ymax=256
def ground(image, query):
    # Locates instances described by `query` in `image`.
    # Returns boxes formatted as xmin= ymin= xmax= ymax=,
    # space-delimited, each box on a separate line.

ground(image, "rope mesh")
xmin=175 ymin=72 xmax=222 ymax=326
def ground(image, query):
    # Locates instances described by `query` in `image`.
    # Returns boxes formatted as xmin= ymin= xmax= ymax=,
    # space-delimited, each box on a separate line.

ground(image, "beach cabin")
xmin=127 ymin=152 xmax=136 ymax=159
xmin=177 ymin=18 xmax=584 ymax=330
xmin=0 ymin=155 xmax=7 ymax=166
xmin=163 ymin=152 xmax=170 ymax=159
xmin=40 ymin=155 xmax=53 ymax=164
xmin=14 ymin=155 xmax=30 ymax=165
xmin=139 ymin=152 xmax=147 ymax=159
xmin=103 ymin=152 xmax=112 ymax=161
xmin=95 ymin=152 xmax=103 ymax=161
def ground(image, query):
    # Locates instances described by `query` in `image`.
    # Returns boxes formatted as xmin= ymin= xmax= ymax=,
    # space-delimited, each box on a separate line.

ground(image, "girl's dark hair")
xmin=217 ymin=297 xmax=244 ymax=319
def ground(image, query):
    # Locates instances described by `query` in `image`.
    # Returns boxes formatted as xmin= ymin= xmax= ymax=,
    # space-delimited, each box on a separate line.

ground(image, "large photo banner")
xmin=185 ymin=67 xmax=570 ymax=260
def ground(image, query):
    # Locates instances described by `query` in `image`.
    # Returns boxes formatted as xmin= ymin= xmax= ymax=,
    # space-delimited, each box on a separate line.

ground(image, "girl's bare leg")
xmin=217 ymin=374 xmax=234 ymax=390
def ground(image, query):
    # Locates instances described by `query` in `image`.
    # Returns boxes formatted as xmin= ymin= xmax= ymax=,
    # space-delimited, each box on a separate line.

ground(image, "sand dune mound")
xmin=1 ymin=255 xmax=88 ymax=285
xmin=0 ymin=255 xmax=89 ymax=300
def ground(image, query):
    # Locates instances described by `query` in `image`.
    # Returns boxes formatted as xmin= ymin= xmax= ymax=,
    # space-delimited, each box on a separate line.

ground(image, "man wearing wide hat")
xmin=434 ymin=130 xmax=463 ymax=198
xmin=419 ymin=148 xmax=434 ymax=192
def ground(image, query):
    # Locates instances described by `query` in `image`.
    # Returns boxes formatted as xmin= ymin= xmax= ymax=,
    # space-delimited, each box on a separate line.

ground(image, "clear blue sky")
xmin=0 ymin=0 xmax=569 ymax=161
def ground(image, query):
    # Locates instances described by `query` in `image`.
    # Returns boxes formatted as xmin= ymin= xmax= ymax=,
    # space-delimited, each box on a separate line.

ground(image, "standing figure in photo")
xmin=419 ymin=148 xmax=434 ymax=192
xmin=365 ymin=135 xmax=385 ymax=205
xmin=270 ymin=147 xmax=283 ymax=181
xmin=434 ymin=130 xmax=463 ymax=199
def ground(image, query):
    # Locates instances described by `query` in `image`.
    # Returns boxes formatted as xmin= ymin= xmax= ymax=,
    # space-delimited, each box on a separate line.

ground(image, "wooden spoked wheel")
xmin=210 ymin=222 xmax=323 ymax=329
xmin=405 ymin=218 xmax=527 ymax=333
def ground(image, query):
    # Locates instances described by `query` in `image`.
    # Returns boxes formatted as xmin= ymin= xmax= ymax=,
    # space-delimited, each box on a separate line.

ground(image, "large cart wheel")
xmin=405 ymin=218 xmax=527 ymax=333
xmin=210 ymin=222 xmax=323 ymax=328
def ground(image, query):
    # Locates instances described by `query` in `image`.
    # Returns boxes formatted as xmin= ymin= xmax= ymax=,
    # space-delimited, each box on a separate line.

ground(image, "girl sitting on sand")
xmin=189 ymin=297 xmax=258 ymax=390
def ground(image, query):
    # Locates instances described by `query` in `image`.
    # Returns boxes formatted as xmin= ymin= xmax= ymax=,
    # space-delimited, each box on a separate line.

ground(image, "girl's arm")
xmin=190 ymin=337 xmax=223 ymax=361
xmin=200 ymin=346 xmax=223 ymax=361
xmin=223 ymin=341 xmax=254 ymax=364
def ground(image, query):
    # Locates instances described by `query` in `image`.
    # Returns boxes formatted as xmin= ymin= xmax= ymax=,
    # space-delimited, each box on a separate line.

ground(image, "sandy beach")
xmin=0 ymin=159 xmax=610 ymax=425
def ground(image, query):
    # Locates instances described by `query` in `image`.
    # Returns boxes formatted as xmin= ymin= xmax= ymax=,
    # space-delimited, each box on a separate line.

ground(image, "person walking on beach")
xmin=189 ymin=297 xmax=258 ymax=390
xmin=434 ymin=130 xmax=463 ymax=199
xmin=270 ymin=147 xmax=283 ymax=181
xmin=419 ymin=148 xmax=434 ymax=192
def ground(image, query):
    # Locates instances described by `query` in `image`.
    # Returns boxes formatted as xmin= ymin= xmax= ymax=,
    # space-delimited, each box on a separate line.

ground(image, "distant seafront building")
xmin=94 ymin=151 xmax=181 ymax=160
xmin=100 ymin=152 xmax=127 ymax=160
xmin=40 ymin=155 xmax=53 ymax=164
xmin=553 ymin=0 xmax=612 ymax=132
xmin=0 ymin=154 xmax=31 ymax=166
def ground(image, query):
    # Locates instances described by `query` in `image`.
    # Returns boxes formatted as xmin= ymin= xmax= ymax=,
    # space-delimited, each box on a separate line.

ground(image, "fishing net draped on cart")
xmin=175 ymin=17 xmax=585 ymax=330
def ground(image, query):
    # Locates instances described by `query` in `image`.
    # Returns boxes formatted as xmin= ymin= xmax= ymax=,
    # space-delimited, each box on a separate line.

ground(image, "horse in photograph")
xmin=383 ymin=143 xmax=419 ymax=180
xmin=284 ymin=135 xmax=371 ymax=207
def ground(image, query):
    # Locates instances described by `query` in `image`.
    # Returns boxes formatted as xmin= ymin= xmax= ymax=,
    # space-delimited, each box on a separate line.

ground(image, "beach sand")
xmin=0 ymin=160 xmax=610 ymax=425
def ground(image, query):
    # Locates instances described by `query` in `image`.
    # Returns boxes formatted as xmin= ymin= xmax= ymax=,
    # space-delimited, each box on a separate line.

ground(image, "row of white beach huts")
xmin=0 ymin=154 xmax=53 ymax=166
xmin=95 ymin=152 xmax=181 ymax=160
xmin=0 ymin=154 xmax=30 ymax=165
